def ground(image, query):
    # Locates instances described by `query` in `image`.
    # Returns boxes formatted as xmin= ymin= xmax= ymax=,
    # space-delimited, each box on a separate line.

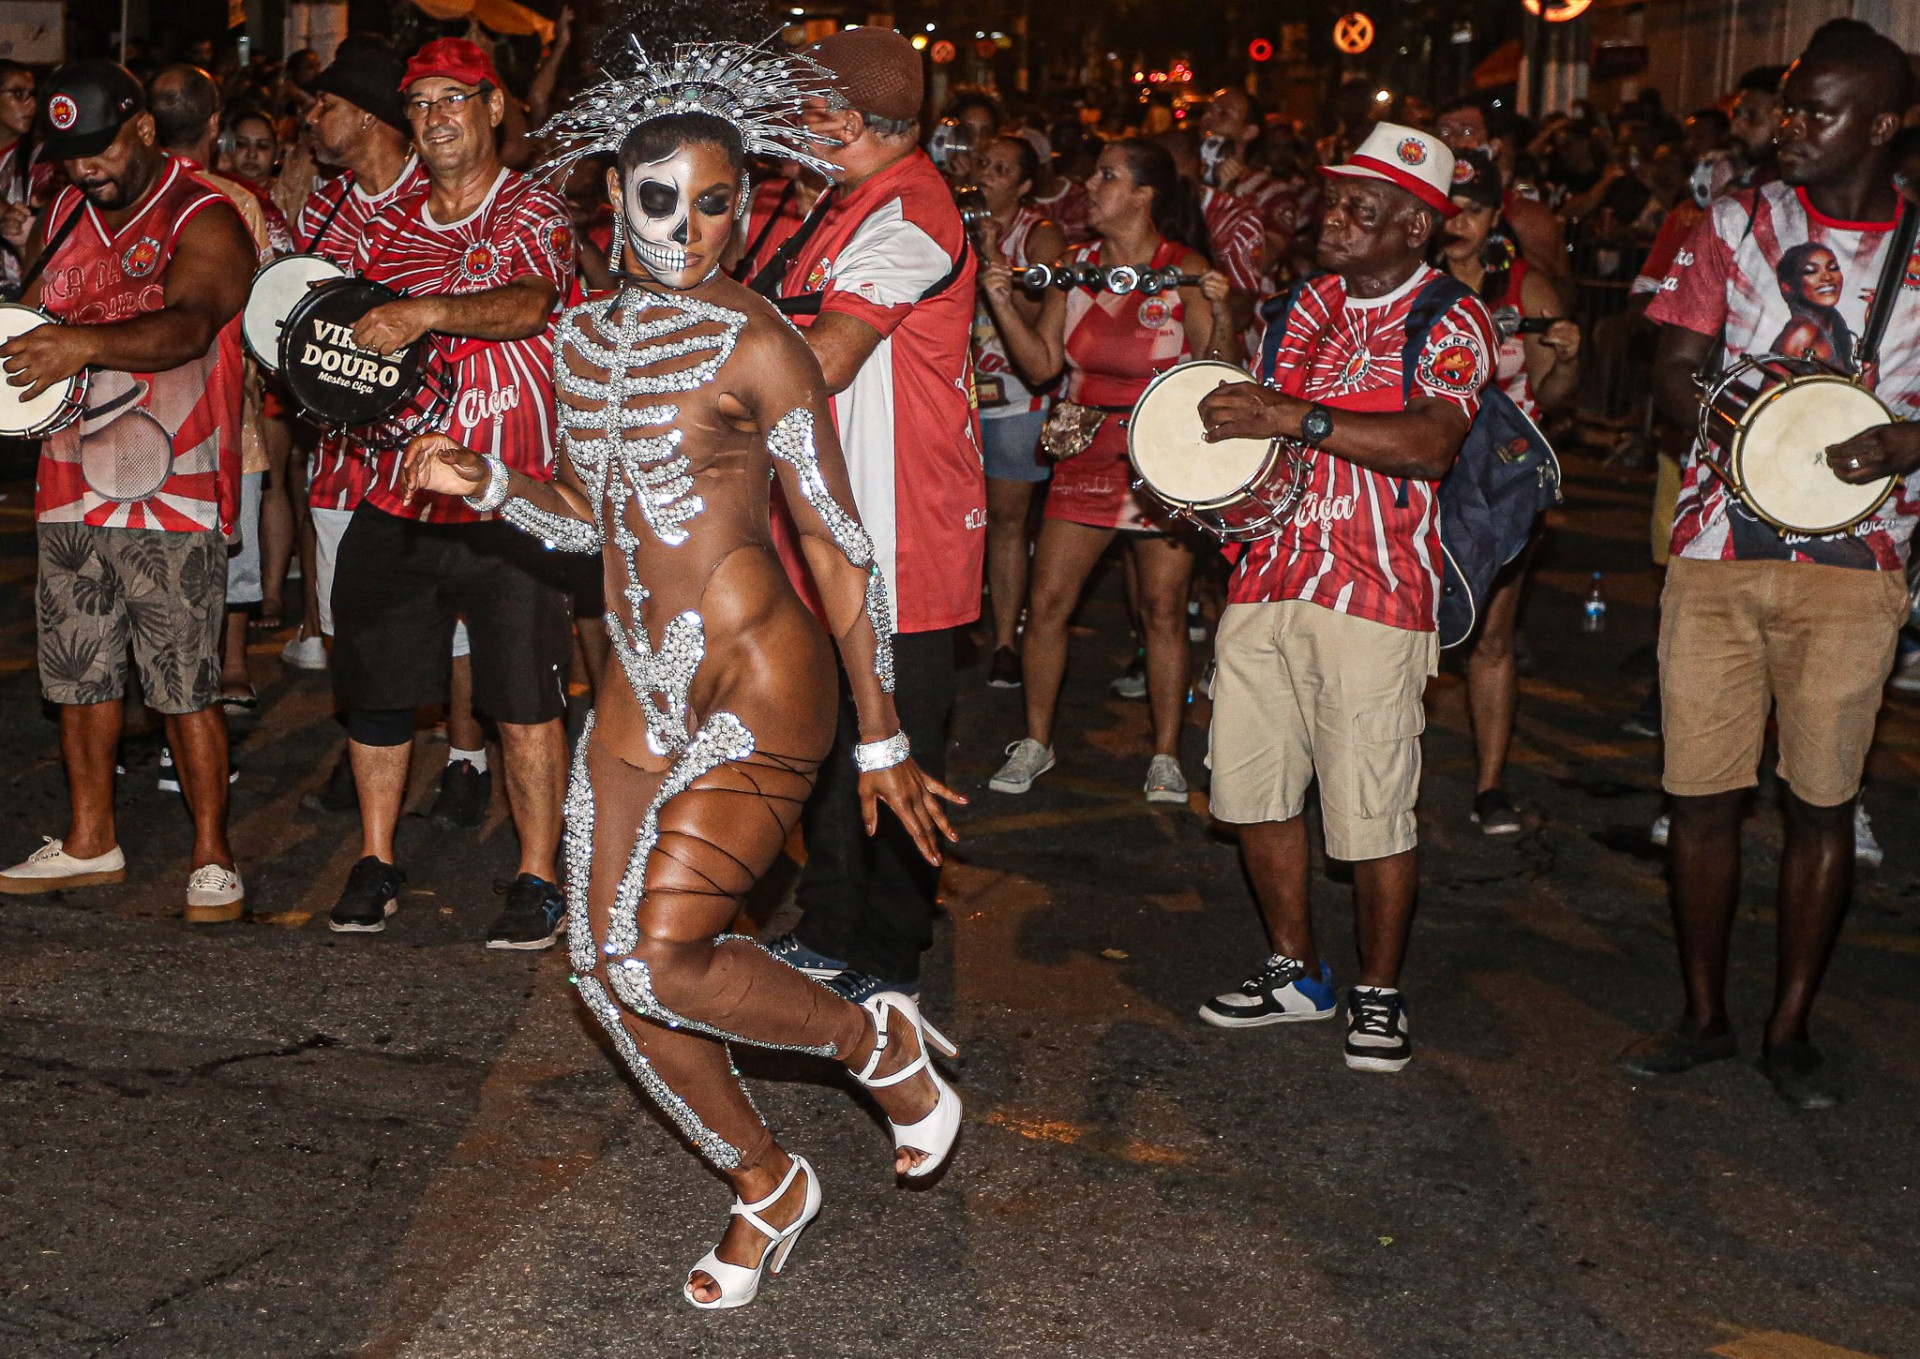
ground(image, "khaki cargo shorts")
xmin=1659 ymin=556 xmax=1905 ymax=807
xmin=1208 ymin=600 xmax=1438 ymax=861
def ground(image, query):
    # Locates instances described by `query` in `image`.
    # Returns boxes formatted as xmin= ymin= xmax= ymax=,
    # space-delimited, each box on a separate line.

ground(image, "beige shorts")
xmin=1659 ymin=556 xmax=1905 ymax=807
xmin=1208 ymin=600 xmax=1438 ymax=861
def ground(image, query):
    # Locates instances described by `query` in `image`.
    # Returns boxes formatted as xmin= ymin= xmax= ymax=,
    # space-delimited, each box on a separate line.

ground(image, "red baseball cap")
xmin=401 ymin=38 xmax=500 ymax=92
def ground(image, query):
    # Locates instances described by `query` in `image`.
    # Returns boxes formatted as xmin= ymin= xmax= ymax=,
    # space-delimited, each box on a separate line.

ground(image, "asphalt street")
xmin=1 ymin=452 xmax=1916 ymax=1359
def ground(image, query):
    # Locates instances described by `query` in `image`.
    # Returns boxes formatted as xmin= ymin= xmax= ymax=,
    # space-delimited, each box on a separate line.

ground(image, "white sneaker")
xmin=1650 ymin=813 xmax=1670 ymax=848
xmin=1855 ymin=803 xmax=1884 ymax=869
xmin=989 ymin=738 xmax=1055 ymax=793
xmin=185 ymin=863 xmax=245 ymax=922
xmin=0 ymin=837 xmax=127 ymax=894
xmin=1890 ymin=650 xmax=1920 ymax=693
xmin=1144 ymin=753 xmax=1189 ymax=804
xmin=282 ymin=634 xmax=327 ymax=671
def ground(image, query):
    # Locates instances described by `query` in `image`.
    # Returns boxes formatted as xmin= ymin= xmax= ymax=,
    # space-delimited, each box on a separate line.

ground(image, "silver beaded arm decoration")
xmin=766 ymin=406 xmax=897 ymax=692
xmin=464 ymin=453 xmax=602 ymax=553
xmin=853 ymin=731 xmax=910 ymax=773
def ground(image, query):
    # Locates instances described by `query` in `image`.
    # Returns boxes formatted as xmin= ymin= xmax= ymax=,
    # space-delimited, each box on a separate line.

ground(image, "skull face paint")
xmin=608 ymin=140 xmax=743 ymax=290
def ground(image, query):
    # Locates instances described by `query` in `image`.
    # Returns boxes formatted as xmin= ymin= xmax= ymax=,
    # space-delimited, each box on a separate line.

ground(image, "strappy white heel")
xmin=682 ymin=1153 xmax=822 ymax=1310
xmin=854 ymin=992 xmax=962 ymax=1180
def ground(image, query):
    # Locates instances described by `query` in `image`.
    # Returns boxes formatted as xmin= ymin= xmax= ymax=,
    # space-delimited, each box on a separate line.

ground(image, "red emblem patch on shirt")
xmin=1419 ymin=337 xmax=1483 ymax=392
xmin=48 ymin=95 xmax=77 ymax=131
xmin=1136 ymin=295 xmax=1174 ymax=329
xmin=540 ymin=219 xmax=574 ymax=263
xmin=1397 ymin=138 xmax=1429 ymax=167
xmin=121 ymin=237 xmax=161 ymax=278
xmin=461 ymin=243 xmax=498 ymax=281
xmin=1904 ymin=249 xmax=1920 ymax=288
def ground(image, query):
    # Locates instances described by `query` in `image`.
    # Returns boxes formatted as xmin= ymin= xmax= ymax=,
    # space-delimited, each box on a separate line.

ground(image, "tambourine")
xmin=243 ymin=253 xmax=346 ymax=372
xmin=0 ymin=302 xmax=87 ymax=438
xmin=1017 ymin=263 xmax=1201 ymax=296
xmin=279 ymin=276 xmax=455 ymax=446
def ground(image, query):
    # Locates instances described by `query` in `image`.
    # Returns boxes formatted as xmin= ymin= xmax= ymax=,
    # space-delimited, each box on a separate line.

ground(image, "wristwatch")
xmin=1300 ymin=403 xmax=1335 ymax=447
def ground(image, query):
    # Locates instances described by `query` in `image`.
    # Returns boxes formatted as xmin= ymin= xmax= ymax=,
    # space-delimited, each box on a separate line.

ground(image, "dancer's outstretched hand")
xmin=401 ymin=434 xmax=488 ymax=505
xmin=860 ymin=758 xmax=966 ymax=866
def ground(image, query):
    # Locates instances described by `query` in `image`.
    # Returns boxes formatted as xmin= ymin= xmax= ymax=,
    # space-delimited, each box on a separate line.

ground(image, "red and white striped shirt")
xmin=1229 ymin=266 xmax=1496 ymax=632
xmin=1200 ymin=186 xmax=1267 ymax=296
xmin=34 ymin=157 xmax=245 ymax=535
xmin=350 ymin=168 xmax=574 ymax=524
xmin=295 ymin=159 xmax=429 ymax=512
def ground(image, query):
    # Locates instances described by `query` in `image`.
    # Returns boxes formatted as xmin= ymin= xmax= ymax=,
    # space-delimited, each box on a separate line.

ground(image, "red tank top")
xmin=35 ymin=156 xmax=245 ymax=535
xmin=1062 ymin=238 xmax=1190 ymax=408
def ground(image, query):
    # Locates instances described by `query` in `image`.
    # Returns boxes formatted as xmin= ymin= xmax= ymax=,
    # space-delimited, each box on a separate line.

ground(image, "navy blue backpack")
xmin=1257 ymin=275 xmax=1561 ymax=648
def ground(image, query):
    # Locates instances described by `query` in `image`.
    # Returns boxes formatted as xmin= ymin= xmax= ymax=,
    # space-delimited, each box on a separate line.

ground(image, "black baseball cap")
xmin=309 ymin=38 xmax=411 ymax=135
xmin=40 ymin=60 xmax=145 ymax=159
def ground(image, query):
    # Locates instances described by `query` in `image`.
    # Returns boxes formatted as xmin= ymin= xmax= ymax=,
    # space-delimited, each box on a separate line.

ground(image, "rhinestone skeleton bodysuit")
xmin=508 ymin=283 xmax=896 ymax=1170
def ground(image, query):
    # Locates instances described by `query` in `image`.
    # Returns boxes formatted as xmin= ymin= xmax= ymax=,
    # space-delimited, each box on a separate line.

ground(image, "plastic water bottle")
xmin=1582 ymin=572 xmax=1608 ymax=634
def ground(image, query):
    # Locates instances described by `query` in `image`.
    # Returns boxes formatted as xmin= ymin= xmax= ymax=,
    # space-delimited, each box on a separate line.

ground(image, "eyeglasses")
xmin=404 ymin=90 xmax=485 ymax=121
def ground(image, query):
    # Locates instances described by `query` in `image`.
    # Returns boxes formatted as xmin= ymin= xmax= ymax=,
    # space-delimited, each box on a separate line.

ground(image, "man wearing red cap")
xmin=1192 ymin=124 xmax=1497 ymax=1075
xmin=754 ymin=27 xmax=985 ymax=1005
xmin=320 ymin=37 xmax=578 ymax=950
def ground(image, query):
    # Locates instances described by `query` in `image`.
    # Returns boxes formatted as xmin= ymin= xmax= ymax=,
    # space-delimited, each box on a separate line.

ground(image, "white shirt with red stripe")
xmin=295 ymin=160 xmax=430 ymax=512
xmin=779 ymin=150 xmax=985 ymax=633
xmin=34 ymin=156 xmax=246 ymax=536
xmin=1229 ymin=265 xmax=1496 ymax=632
xmin=350 ymin=167 xmax=574 ymax=524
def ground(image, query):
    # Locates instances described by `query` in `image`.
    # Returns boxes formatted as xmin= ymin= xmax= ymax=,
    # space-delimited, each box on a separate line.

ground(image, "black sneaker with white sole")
xmin=431 ymin=759 xmax=492 ymax=830
xmin=485 ymin=873 xmax=565 ymax=950
xmin=157 ymin=746 xmax=238 ymax=794
xmin=328 ymin=856 xmax=405 ymax=933
xmin=1343 ymin=986 xmax=1411 ymax=1072
xmin=302 ymin=752 xmax=359 ymax=814
xmin=1198 ymin=954 xmax=1335 ymax=1027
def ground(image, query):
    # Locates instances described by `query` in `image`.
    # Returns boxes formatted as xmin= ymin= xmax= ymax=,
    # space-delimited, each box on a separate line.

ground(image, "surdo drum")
xmin=0 ymin=302 xmax=88 ymax=438
xmin=242 ymin=254 xmax=346 ymax=372
xmin=1696 ymin=354 xmax=1898 ymax=537
xmin=1127 ymin=360 xmax=1312 ymax=541
xmin=278 ymin=276 xmax=455 ymax=445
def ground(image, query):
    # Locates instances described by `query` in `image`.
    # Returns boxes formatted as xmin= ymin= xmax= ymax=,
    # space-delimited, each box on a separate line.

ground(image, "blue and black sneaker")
xmin=824 ymin=969 xmax=922 ymax=1006
xmin=1198 ymin=954 xmax=1336 ymax=1028
xmin=485 ymin=873 xmax=566 ymax=951
xmin=764 ymin=931 xmax=852 ymax=981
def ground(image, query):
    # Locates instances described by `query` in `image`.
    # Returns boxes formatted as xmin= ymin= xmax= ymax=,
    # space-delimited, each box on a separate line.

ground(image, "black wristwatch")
xmin=1300 ymin=403 xmax=1335 ymax=446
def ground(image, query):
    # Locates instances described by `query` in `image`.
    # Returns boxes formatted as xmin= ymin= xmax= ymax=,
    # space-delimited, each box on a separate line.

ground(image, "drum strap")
xmin=302 ymin=177 xmax=354 ymax=254
xmin=6 ymin=199 xmax=84 ymax=303
xmin=746 ymin=186 xmax=836 ymax=302
xmin=1856 ymin=201 xmax=1919 ymax=375
xmin=732 ymin=177 xmax=800 ymax=283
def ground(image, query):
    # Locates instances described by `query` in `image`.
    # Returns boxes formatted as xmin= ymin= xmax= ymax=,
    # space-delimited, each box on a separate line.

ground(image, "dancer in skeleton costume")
xmin=401 ymin=40 xmax=965 ymax=1310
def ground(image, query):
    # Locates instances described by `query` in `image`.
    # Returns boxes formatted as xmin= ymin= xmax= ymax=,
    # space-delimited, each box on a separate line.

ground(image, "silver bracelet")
xmin=463 ymin=455 xmax=510 ymax=513
xmin=853 ymin=731 xmax=910 ymax=773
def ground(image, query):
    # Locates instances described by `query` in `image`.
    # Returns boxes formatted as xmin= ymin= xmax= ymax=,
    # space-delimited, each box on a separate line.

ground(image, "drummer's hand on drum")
xmin=1199 ymin=380 xmax=1299 ymax=443
xmin=0 ymin=322 xmax=94 ymax=400
xmin=1826 ymin=422 xmax=1920 ymax=484
xmin=400 ymin=433 xmax=489 ymax=504
xmin=859 ymin=757 xmax=965 ymax=867
xmin=353 ymin=298 xmax=436 ymax=356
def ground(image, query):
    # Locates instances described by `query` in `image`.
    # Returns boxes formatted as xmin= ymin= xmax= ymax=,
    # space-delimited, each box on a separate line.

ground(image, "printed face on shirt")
xmin=406 ymin=77 xmax=504 ymax=182
xmin=608 ymin=139 xmax=740 ymax=290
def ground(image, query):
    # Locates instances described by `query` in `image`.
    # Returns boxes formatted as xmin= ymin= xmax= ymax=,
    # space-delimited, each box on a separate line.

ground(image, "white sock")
xmin=450 ymin=746 xmax=488 ymax=774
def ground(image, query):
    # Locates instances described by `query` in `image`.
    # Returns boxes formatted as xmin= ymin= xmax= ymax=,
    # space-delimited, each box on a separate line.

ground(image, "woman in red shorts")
xmin=979 ymin=138 xmax=1236 ymax=801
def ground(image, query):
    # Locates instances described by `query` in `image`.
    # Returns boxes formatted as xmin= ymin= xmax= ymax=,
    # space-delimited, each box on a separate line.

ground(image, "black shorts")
xmin=330 ymin=505 xmax=573 ymax=725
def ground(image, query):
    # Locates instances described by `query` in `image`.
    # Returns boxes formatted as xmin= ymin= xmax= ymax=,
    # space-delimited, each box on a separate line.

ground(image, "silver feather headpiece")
xmin=538 ymin=36 xmax=841 ymax=178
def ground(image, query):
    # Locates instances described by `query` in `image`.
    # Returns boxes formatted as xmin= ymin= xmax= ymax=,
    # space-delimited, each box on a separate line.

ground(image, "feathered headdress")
xmin=538 ymin=35 xmax=841 ymax=178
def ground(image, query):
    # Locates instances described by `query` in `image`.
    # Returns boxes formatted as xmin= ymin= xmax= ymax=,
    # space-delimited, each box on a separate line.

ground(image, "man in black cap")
xmin=0 ymin=60 xmax=255 ymax=919
xmin=288 ymin=38 xmax=429 ymax=812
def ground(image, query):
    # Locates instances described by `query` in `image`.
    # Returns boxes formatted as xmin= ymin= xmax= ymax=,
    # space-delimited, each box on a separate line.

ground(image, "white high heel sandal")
xmin=854 ymin=992 xmax=962 ymax=1180
xmin=683 ymin=1153 xmax=822 ymax=1310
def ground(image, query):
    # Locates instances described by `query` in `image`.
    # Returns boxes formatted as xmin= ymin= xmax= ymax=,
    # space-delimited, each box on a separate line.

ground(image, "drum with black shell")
xmin=278 ymin=276 xmax=455 ymax=446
